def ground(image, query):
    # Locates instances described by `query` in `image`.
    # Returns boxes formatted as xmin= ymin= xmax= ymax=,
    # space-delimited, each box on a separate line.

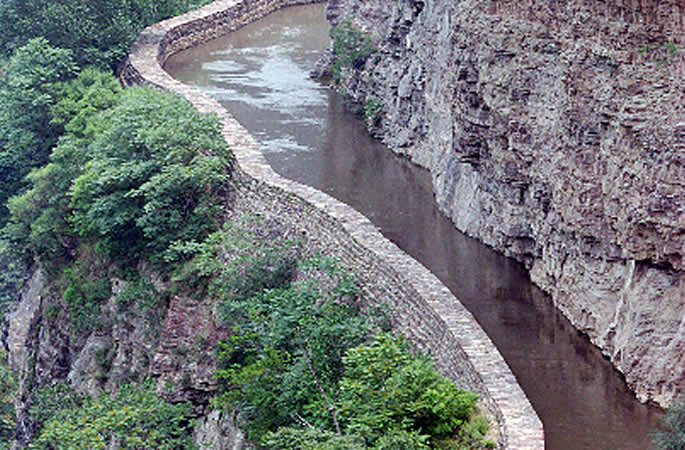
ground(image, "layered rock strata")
xmin=324 ymin=0 xmax=684 ymax=406
xmin=0 ymin=0 xmax=545 ymax=448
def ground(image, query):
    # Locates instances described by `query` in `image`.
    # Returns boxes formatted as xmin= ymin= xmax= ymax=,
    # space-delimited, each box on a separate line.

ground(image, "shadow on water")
xmin=164 ymin=4 xmax=664 ymax=448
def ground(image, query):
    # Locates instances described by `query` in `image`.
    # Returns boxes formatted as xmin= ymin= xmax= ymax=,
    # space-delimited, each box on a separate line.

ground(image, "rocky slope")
xmin=324 ymin=0 xmax=684 ymax=407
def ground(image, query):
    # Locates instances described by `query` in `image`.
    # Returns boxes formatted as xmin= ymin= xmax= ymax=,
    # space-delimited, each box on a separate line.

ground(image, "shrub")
xmin=363 ymin=100 xmax=383 ymax=125
xmin=0 ymin=0 xmax=215 ymax=71
xmin=653 ymin=397 xmax=685 ymax=450
xmin=29 ymin=381 xmax=196 ymax=449
xmin=331 ymin=20 xmax=376 ymax=83
xmin=0 ymin=348 xmax=16 ymax=447
xmin=69 ymin=87 xmax=234 ymax=264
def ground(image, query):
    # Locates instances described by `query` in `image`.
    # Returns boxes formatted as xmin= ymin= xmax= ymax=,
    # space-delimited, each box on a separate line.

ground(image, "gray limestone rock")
xmin=326 ymin=0 xmax=685 ymax=407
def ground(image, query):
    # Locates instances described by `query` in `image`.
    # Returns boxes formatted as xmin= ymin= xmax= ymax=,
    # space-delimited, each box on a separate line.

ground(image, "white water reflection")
xmin=200 ymin=39 xmax=327 ymax=158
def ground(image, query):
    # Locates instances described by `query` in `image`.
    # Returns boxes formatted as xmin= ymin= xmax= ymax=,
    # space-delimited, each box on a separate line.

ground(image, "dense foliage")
xmin=4 ymin=77 xmax=233 ymax=270
xmin=68 ymin=86 xmax=233 ymax=263
xmin=0 ymin=349 xmax=16 ymax=449
xmin=0 ymin=3 xmax=492 ymax=449
xmin=653 ymin=398 xmax=685 ymax=450
xmin=0 ymin=38 xmax=78 ymax=225
xmin=214 ymin=257 xmax=376 ymax=441
xmin=208 ymin=249 xmax=490 ymax=449
xmin=331 ymin=20 xmax=376 ymax=83
xmin=0 ymin=0 xmax=218 ymax=312
xmin=0 ymin=0 xmax=213 ymax=71
xmin=28 ymin=381 xmax=195 ymax=449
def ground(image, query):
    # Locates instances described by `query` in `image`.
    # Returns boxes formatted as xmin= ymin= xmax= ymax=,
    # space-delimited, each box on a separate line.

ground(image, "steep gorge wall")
xmin=326 ymin=0 xmax=684 ymax=406
xmin=0 ymin=0 xmax=544 ymax=448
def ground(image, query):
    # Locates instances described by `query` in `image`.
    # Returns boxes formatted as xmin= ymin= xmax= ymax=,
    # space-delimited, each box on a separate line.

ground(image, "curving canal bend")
xmin=165 ymin=4 xmax=664 ymax=449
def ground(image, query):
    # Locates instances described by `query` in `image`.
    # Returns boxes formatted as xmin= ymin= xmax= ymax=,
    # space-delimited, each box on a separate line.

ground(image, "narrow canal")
xmin=165 ymin=4 xmax=664 ymax=448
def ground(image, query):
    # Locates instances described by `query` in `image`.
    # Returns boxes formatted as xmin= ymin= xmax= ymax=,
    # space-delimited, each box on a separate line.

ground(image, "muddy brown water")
xmin=165 ymin=4 xmax=664 ymax=449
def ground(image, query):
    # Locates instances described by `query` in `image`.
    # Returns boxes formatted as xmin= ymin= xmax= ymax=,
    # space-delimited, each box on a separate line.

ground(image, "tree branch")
xmin=304 ymin=341 xmax=342 ymax=436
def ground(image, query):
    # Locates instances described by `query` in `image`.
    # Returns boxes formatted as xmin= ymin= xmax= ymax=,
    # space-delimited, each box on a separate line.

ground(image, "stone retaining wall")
xmin=120 ymin=1 xmax=544 ymax=448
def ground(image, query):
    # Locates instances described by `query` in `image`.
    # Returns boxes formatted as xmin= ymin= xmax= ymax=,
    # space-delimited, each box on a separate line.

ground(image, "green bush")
xmin=653 ymin=398 xmax=685 ymax=450
xmin=0 ymin=0 xmax=214 ymax=71
xmin=363 ymin=100 xmax=383 ymax=125
xmin=69 ymin=87 xmax=234 ymax=264
xmin=331 ymin=20 xmax=376 ymax=83
xmin=0 ymin=348 xmax=16 ymax=448
xmin=29 ymin=381 xmax=196 ymax=449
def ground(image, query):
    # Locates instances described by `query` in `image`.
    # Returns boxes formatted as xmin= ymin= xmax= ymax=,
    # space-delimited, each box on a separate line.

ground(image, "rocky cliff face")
xmin=1 ymin=264 xmax=232 ymax=447
xmin=325 ymin=0 xmax=684 ymax=406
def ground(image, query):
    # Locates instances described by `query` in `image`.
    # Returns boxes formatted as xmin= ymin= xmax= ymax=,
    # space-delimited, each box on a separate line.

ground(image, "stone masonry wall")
xmin=119 ymin=0 xmax=544 ymax=448
xmin=324 ymin=0 xmax=684 ymax=407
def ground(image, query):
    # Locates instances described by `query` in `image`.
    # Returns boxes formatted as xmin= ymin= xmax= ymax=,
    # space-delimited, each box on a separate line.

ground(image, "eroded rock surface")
xmin=326 ymin=0 xmax=685 ymax=406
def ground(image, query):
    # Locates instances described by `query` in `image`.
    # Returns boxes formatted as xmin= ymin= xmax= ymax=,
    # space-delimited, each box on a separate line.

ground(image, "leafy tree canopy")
xmin=28 ymin=381 xmax=196 ymax=450
xmin=4 ymin=82 xmax=233 ymax=270
xmin=3 ymin=68 xmax=121 ymax=265
xmin=653 ymin=398 xmax=685 ymax=450
xmin=212 ymin=253 xmax=486 ymax=449
xmin=68 ymin=87 xmax=234 ymax=263
xmin=0 ymin=38 xmax=77 ymax=226
xmin=0 ymin=0 xmax=213 ymax=71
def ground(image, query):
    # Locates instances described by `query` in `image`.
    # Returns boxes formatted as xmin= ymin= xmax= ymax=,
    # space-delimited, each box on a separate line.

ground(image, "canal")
xmin=165 ymin=3 xmax=664 ymax=448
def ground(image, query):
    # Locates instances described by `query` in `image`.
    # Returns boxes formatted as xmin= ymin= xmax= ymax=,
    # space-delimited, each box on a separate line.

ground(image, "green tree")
xmin=653 ymin=398 xmax=685 ymax=450
xmin=3 ymin=69 xmax=121 ymax=265
xmin=0 ymin=348 xmax=16 ymax=448
xmin=337 ymin=333 xmax=478 ymax=446
xmin=29 ymin=381 xmax=196 ymax=449
xmin=0 ymin=0 xmax=214 ymax=71
xmin=68 ymin=87 xmax=234 ymax=263
xmin=0 ymin=38 xmax=77 ymax=225
xmin=214 ymin=258 xmax=372 ymax=441
xmin=213 ymin=254 xmax=485 ymax=448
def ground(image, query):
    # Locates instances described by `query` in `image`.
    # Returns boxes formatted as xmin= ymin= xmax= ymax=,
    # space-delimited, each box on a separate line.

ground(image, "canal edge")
xmin=119 ymin=0 xmax=545 ymax=448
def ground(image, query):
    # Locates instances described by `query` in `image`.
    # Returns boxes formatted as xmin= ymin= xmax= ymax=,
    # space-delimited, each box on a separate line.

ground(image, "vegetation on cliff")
xmin=28 ymin=382 xmax=196 ymax=449
xmin=0 ymin=0 xmax=213 ymax=71
xmin=653 ymin=398 xmax=685 ymax=450
xmin=0 ymin=349 xmax=16 ymax=450
xmin=0 ymin=0 xmax=215 ymax=323
xmin=0 ymin=1 xmax=492 ymax=449
xmin=331 ymin=20 xmax=376 ymax=84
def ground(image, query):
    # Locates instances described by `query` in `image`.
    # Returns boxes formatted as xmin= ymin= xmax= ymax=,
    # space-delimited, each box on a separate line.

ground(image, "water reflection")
xmin=165 ymin=4 xmax=664 ymax=449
